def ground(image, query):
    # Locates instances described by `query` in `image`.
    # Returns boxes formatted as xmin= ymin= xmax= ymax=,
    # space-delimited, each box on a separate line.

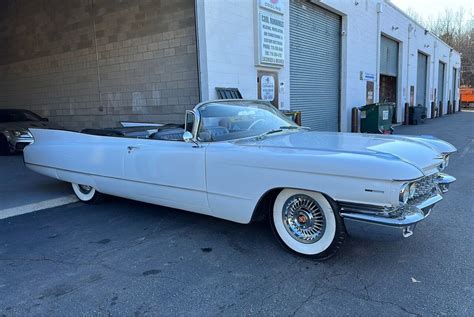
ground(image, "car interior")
xmin=81 ymin=124 xmax=186 ymax=141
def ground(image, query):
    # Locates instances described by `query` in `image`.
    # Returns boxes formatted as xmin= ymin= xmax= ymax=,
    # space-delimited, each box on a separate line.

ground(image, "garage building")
xmin=0 ymin=0 xmax=199 ymax=130
xmin=0 ymin=0 xmax=462 ymax=132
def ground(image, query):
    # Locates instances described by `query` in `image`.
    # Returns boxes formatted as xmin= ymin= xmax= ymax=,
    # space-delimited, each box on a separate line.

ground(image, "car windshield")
xmin=0 ymin=110 xmax=42 ymax=123
xmin=196 ymin=101 xmax=300 ymax=142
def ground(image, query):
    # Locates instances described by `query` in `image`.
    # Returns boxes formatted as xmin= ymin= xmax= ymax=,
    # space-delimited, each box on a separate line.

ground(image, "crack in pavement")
xmin=291 ymin=283 xmax=332 ymax=316
xmin=328 ymin=285 xmax=420 ymax=316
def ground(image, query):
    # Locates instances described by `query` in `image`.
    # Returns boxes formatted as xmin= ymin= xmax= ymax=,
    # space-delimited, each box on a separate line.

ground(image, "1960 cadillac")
xmin=24 ymin=100 xmax=456 ymax=259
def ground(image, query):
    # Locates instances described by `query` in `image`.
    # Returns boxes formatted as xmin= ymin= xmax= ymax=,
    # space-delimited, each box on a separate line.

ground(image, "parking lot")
xmin=0 ymin=112 xmax=473 ymax=316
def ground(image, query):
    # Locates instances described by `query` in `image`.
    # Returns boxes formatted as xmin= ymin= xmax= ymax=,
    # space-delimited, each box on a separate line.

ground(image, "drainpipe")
xmin=431 ymin=41 xmax=437 ymax=118
xmin=405 ymin=23 xmax=413 ymax=124
xmin=406 ymin=24 xmax=413 ymax=104
xmin=375 ymin=2 xmax=383 ymax=103
xmin=447 ymin=49 xmax=453 ymax=114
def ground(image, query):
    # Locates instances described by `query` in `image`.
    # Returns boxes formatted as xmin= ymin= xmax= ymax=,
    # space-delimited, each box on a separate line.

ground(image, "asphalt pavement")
xmin=0 ymin=111 xmax=473 ymax=316
xmin=0 ymin=154 xmax=75 ymax=217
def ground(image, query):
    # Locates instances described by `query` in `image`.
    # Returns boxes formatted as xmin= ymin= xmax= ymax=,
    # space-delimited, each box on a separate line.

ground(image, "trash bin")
xmin=359 ymin=102 xmax=395 ymax=134
xmin=408 ymin=105 xmax=427 ymax=125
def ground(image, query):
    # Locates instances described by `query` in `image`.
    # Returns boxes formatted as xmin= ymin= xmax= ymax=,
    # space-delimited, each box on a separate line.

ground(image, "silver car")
xmin=0 ymin=109 xmax=61 ymax=155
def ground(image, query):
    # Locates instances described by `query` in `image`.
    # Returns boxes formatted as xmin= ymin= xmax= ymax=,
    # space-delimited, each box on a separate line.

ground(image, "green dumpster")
xmin=359 ymin=102 xmax=395 ymax=134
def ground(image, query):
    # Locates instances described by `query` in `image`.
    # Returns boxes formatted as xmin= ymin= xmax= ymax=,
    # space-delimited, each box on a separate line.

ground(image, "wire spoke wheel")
xmin=78 ymin=184 xmax=93 ymax=195
xmin=282 ymin=194 xmax=326 ymax=243
xmin=271 ymin=189 xmax=346 ymax=260
xmin=71 ymin=183 xmax=103 ymax=204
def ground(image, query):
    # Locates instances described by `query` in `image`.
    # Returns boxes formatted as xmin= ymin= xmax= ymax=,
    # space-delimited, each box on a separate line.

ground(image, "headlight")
xmin=409 ymin=183 xmax=417 ymax=199
xmin=399 ymin=183 xmax=410 ymax=204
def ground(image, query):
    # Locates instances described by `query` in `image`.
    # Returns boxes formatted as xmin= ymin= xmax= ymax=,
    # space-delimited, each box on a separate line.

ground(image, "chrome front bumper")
xmin=340 ymin=173 xmax=456 ymax=240
xmin=4 ymin=134 xmax=34 ymax=151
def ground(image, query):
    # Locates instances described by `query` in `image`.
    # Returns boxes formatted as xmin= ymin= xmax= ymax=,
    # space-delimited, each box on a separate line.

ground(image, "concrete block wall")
xmin=0 ymin=0 xmax=198 ymax=130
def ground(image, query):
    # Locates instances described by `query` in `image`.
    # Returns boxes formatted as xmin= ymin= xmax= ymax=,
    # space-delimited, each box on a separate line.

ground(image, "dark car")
xmin=0 ymin=109 xmax=61 ymax=155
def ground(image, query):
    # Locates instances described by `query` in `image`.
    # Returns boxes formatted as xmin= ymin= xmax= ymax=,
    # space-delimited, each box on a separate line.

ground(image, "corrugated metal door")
xmin=380 ymin=36 xmax=399 ymax=77
xmin=438 ymin=62 xmax=445 ymax=102
xmin=289 ymin=0 xmax=341 ymax=131
xmin=416 ymin=52 xmax=428 ymax=107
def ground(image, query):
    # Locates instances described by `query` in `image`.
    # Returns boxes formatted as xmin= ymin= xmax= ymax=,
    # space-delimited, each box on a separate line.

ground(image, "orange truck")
xmin=460 ymin=87 xmax=474 ymax=108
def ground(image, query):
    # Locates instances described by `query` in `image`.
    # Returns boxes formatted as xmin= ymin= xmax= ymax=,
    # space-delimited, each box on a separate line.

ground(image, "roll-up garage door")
xmin=380 ymin=36 xmax=399 ymax=77
xmin=416 ymin=52 xmax=428 ymax=107
xmin=438 ymin=62 xmax=445 ymax=102
xmin=289 ymin=0 xmax=341 ymax=131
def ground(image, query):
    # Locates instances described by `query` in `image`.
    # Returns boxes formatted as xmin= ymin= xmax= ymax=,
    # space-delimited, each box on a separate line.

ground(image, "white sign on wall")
xmin=259 ymin=0 xmax=284 ymax=14
xmin=258 ymin=10 xmax=284 ymax=66
xmin=261 ymin=75 xmax=275 ymax=101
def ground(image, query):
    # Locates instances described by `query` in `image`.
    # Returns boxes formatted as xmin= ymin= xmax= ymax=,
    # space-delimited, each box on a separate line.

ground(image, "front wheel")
xmin=71 ymin=183 xmax=104 ymax=204
xmin=270 ymin=189 xmax=346 ymax=260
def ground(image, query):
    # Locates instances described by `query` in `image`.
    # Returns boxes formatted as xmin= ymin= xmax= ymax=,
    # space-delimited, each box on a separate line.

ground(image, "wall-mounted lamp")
xmin=354 ymin=1 xmax=359 ymax=5
xmin=392 ymin=26 xmax=399 ymax=31
xmin=424 ymin=30 xmax=429 ymax=35
xmin=424 ymin=44 xmax=430 ymax=48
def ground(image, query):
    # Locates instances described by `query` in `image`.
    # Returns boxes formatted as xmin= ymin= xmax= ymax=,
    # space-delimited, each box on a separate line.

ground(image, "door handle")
xmin=127 ymin=146 xmax=139 ymax=153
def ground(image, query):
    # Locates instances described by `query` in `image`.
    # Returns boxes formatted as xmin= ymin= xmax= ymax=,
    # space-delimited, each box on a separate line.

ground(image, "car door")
xmin=123 ymin=138 xmax=209 ymax=214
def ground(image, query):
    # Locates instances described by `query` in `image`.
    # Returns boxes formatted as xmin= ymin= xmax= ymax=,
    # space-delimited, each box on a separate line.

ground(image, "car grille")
xmin=408 ymin=173 xmax=439 ymax=205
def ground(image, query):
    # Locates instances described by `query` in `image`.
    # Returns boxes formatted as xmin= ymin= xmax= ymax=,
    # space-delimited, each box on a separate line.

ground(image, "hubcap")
xmin=282 ymin=194 xmax=326 ymax=244
xmin=78 ymin=184 xmax=93 ymax=195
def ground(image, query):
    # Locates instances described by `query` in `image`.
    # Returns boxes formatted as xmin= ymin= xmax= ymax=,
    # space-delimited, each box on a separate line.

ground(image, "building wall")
xmin=0 ymin=0 xmax=198 ymax=130
xmin=197 ymin=0 xmax=461 ymax=132
xmin=310 ymin=0 xmax=461 ymax=130
xmin=196 ymin=0 xmax=291 ymax=110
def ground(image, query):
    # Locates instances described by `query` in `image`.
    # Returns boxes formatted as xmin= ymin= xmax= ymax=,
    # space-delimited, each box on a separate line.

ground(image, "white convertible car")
xmin=24 ymin=100 xmax=456 ymax=259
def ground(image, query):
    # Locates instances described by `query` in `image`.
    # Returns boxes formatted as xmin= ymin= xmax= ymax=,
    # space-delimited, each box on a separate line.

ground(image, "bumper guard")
xmin=340 ymin=173 xmax=455 ymax=240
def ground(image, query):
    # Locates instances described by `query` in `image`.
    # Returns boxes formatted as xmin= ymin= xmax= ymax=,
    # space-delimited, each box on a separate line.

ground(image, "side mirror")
xmin=183 ymin=131 xmax=193 ymax=142
xmin=183 ymin=131 xmax=200 ymax=147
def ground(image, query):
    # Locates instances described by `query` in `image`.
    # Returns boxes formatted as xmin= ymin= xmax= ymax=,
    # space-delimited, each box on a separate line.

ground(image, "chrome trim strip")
xmin=416 ymin=194 xmax=443 ymax=210
xmin=436 ymin=173 xmax=456 ymax=193
xmin=341 ymin=194 xmax=442 ymax=227
xmin=436 ymin=173 xmax=456 ymax=185
xmin=341 ymin=209 xmax=426 ymax=226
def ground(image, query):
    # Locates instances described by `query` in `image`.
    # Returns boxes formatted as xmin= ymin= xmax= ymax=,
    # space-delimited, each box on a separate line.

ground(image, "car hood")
xmin=0 ymin=121 xmax=61 ymax=131
xmin=234 ymin=131 xmax=456 ymax=175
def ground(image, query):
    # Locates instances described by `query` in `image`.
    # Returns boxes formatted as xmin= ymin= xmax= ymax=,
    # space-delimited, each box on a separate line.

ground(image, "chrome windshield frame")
xmin=190 ymin=99 xmax=297 ymax=142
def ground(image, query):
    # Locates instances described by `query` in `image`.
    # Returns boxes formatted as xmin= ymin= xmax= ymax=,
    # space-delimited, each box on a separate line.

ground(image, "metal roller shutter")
xmin=380 ymin=36 xmax=399 ymax=77
xmin=438 ymin=62 xmax=445 ymax=102
xmin=289 ymin=0 xmax=341 ymax=131
xmin=416 ymin=52 xmax=428 ymax=107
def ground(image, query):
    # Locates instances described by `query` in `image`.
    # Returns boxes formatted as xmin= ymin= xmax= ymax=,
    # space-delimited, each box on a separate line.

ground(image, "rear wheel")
xmin=71 ymin=183 xmax=104 ymax=204
xmin=0 ymin=135 xmax=11 ymax=156
xmin=270 ymin=189 xmax=346 ymax=260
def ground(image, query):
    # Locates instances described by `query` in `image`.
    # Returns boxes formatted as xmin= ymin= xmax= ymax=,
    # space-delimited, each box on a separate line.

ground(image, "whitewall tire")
xmin=271 ymin=189 xmax=345 ymax=260
xmin=71 ymin=183 xmax=103 ymax=204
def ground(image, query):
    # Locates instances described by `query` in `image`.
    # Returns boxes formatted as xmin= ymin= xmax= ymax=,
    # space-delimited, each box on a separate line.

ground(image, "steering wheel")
xmin=247 ymin=119 xmax=265 ymax=131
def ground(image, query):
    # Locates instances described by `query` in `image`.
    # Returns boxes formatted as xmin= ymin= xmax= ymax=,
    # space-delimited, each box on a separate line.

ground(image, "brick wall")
xmin=0 ymin=0 xmax=198 ymax=130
